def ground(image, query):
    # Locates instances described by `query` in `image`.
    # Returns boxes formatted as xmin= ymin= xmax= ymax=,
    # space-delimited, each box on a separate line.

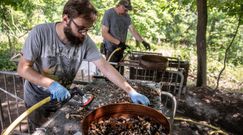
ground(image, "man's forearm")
xmin=132 ymin=32 xmax=143 ymax=42
xmin=94 ymin=58 xmax=150 ymax=105
xmin=129 ymin=25 xmax=143 ymax=42
xmin=94 ymin=58 xmax=134 ymax=93
xmin=102 ymin=32 xmax=120 ymax=45
xmin=20 ymin=67 xmax=53 ymax=88
xmin=17 ymin=57 xmax=54 ymax=88
xmin=101 ymin=63 xmax=133 ymax=93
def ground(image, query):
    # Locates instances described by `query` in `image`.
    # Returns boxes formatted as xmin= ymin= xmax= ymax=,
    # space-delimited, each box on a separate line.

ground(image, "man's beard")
xmin=64 ymin=25 xmax=85 ymax=47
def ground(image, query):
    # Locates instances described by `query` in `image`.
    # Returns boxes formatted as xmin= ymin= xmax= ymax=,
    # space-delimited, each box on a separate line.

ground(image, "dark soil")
xmin=176 ymin=86 xmax=243 ymax=135
xmin=88 ymin=116 xmax=167 ymax=135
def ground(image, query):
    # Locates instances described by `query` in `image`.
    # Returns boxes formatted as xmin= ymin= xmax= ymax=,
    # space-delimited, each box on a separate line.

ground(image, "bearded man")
xmin=17 ymin=0 xmax=150 ymax=131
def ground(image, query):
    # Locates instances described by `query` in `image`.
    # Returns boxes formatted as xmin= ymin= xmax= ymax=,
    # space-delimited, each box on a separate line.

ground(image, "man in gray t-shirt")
xmin=18 ymin=0 xmax=150 ymax=131
xmin=101 ymin=0 xmax=151 ymax=62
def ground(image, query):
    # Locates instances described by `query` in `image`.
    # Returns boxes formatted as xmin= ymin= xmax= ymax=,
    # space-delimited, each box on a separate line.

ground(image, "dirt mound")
xmin=177 ymin=86 xmax=243 ymax=135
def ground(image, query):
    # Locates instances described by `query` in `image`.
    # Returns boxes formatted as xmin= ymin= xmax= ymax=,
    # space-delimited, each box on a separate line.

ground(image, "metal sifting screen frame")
xmin=114 ymin=51 xmax=187 ymax=98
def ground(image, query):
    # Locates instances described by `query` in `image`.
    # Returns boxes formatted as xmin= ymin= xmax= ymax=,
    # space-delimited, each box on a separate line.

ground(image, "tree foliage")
xmin=0 ymin=0 xmax=242 ymax=87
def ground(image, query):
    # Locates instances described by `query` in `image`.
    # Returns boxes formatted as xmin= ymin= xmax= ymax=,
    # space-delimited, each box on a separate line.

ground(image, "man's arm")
xmin=93 ymin=57 xmax=133 ymax=93
xmin=101 ymin=25 xmax=120 ymax=45
xmin=129 ymin=24 xmax=151 ymax=50
xmin=17 ymin=56 xmax=71 ymax=101
xmin=93 ymin=57 xmax=150 ymax=105
xmin=17 ymin=56 xmax=54 ymax=88
xmin=128 ymin=24 xmax=144 ymax=42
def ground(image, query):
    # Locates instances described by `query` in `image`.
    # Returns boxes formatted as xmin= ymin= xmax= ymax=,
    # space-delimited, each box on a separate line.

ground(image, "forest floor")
xmin=173 ymin=86 xmax=243 ymax=135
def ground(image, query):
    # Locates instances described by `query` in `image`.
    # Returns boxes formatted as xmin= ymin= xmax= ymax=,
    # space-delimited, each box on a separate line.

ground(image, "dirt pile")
xmin=176 ymin=86 xmax=243 ymax=135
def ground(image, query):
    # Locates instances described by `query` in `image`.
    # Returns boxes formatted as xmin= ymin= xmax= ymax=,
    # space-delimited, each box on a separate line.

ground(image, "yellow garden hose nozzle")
xmin=2 ymin=97 xmax=51 ymax=135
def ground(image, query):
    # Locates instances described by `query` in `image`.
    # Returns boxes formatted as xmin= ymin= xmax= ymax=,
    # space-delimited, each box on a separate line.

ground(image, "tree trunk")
xmin=196 ymin=0 xmax=207 ymax=87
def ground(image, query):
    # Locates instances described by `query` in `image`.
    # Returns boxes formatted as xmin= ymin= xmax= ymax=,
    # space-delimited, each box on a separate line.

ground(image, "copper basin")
xmin=81 ymin=103 xmax=170 ymax=135
xmin=139 ymin=55 xmax=168 ymax=71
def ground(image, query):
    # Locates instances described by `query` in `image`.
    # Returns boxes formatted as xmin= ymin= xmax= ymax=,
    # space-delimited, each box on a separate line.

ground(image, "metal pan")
xmin=81 ymin=103 xmax=170 ymax=135
xmin=139 ymin=55 xmax=168 ymax=71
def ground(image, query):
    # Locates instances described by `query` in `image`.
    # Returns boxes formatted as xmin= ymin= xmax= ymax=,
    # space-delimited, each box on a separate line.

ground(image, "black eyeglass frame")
xmin=70 ymin=19 xmax=93 ymax=34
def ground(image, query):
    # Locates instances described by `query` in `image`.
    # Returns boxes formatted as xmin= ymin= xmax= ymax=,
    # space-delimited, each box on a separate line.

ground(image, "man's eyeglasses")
xmin=71 ymin=19 xmax=93 ymax=34
xmin=122 ymin=5 xmax=128 ymax=11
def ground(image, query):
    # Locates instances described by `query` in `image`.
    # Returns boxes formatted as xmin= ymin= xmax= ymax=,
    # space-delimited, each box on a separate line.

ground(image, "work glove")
xmin=142 ymin=41 xmax=151 ymax=50
xmin=48 ymin=81 xmax=71 ymax=102
xmin=118 ymin=42 xmax=128 ymax=50
xmin=128 ymin=90 xmax=150 ymax=105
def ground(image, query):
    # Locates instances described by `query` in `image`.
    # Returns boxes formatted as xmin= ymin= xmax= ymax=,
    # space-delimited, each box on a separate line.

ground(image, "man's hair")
xmin=63 ymin=0 xmax=97 ymax=21
xmin=117 ymin=0 xmax=132 ymax=10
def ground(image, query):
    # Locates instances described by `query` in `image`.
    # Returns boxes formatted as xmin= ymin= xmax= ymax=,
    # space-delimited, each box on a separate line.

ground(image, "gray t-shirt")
xmin=102 ymin=8 xmax=131 ymax=51
xmin=22 ymin=23 xmax=101 ymax=106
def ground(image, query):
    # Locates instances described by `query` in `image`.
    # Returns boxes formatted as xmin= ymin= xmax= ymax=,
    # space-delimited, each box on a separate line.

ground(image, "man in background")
xmin=101 ymin=0 xmax=151 ymax=63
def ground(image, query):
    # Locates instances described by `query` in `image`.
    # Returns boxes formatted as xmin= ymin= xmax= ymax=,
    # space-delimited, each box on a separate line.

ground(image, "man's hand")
xmin=128 ymin=90 xmax=150 ymax=105
xmin=142 ymin=41 xmax=151 ymax=50
xmin=118 ymin=42 xmax=128 ymax=50
xmin=48 ymin=81 xmax=71 ymax=102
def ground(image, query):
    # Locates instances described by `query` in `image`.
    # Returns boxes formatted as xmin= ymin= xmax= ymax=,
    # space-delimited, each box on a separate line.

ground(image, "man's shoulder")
xmin=105 ymin=8 xmax=115 ymax=14
xmin=32 ymin=23 xmax=55 ymax=32
xmin=83 ymin=35 xmax=94 ymax=45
